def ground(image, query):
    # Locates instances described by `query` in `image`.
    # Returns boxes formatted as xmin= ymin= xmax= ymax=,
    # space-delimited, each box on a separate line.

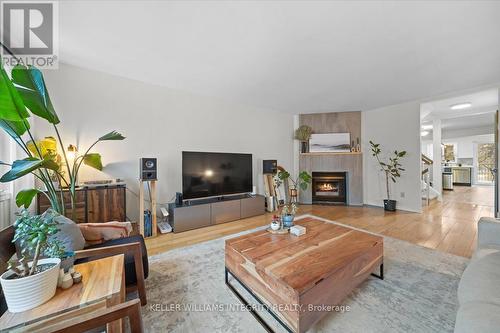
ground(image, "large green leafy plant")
xmin=0 ymin=59 xmax=125 ymax=216
xmin=277 ymin=169 xmax=312 ymax=192
xmin=369 ymin=141 xmax=407 ymax=200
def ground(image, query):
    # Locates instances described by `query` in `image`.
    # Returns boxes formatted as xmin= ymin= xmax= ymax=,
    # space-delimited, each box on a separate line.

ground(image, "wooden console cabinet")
xmin=37 ymin=185 xmax=126 ymax=223
xmin=169 ymin=195 xmax=265 ymax=233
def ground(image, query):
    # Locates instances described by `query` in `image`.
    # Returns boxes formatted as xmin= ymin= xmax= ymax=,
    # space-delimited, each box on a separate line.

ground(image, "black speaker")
xmin=263 ymin=160 xmax=277 ymax=174
xmin=140 ymin=158 xmax=157 ymax=180
xmin=175 ymin=192 xmax=183 ymax=206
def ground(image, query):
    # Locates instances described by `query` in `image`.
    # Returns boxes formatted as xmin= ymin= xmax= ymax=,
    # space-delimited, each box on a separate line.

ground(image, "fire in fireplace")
xmin=312 ymin=172 xmax=347 ymax=204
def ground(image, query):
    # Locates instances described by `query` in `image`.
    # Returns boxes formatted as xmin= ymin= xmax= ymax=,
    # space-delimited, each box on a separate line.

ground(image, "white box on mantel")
xmin=290 ymin=225 xmax=306 ymax=236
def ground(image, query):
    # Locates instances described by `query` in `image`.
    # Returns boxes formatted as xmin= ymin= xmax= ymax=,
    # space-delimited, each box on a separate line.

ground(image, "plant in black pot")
xmin=295 ymin=125 xmax=313 ymax=153
xmin=369 ymin=141 xmax=407 ymax=212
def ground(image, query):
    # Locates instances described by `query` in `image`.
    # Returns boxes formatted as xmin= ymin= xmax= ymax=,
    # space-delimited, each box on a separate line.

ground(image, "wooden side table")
xmin=0 ymin=254 xmax=126 ymax=332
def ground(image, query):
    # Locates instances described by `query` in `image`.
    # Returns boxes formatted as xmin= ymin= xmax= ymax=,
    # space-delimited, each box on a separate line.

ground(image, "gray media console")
xmin=168 ymin=195 xmax=265 ymax=232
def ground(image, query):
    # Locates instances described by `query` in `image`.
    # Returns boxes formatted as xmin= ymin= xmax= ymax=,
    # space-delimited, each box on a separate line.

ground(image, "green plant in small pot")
xmin=278 ymin=169 xmax=312 ymax=201
xmin=295 ymin=125 xmax=313 ymax=153
xmin=276 ymin=169 xmax=312 ymax=227
xmin=281 ymin=202 xmax=298 ymax=228
xmin=369 ymin=141 xmax=407 ymax=212
xmin=0 ymin=210 xmax=66 ymax=313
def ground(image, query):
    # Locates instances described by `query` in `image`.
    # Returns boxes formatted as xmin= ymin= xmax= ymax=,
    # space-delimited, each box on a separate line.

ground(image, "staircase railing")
xmin=421 ymin=154 xmax=433 ymax=205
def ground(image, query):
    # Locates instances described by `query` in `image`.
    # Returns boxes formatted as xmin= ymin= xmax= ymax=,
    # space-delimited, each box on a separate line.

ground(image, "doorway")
xmin=420 ymin=89 xmax=498 ymax=212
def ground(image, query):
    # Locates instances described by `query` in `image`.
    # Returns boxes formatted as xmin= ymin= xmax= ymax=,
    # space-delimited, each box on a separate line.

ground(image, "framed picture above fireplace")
xmin=309 ymin=133 xmax=351 ymax=152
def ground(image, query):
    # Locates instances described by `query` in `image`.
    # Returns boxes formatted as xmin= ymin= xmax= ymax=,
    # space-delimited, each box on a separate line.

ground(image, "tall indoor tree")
xmin=0 ymin=48 xmax=125 ymax=217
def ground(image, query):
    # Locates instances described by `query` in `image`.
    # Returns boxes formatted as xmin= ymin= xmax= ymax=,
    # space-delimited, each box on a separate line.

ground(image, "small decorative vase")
xmin=270 ymin=220 xmax=280 ymax=231
xmin=282 ymin=215 xmax=295 ymax=228
xmin=72 ymin=271 xmax=82 ymax=284
xmin=57 ymin=268 xmax=65 ymax=287
xmin=61 ymin=273 xmax=74 ymax=289
xmin=301 ymin=141 xmax=308 ymax=153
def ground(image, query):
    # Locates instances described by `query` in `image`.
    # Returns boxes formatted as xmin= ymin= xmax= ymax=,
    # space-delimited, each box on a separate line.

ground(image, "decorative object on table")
xmin=270 ymin=215 xmax=281 ymax=231
xmin=57 ymin=268 xmax=65 ymax=287
xmin=281 ymin=203 xmax=298 ymax=228
xmin=290 ymin=225 xmax=306 ymax=236
xmin=356 ymin=137 xmax=361 ymax=152
xmin=0 ymin=58 xmax=125 ymax=220
xmin=276 ymin=168 xmax=312 ymax=204
xmin=295 ymin=125 xmax=313 ymax=153
xmin=351 ymin=140 xmax=355 ymax=152
xmin=369 ymin=141 xmax=407 ymax=212
xmin=72 ymin=271 xmax=82 ymax=284
xmin=61 ymin=272 xmax=74 ymax=289
xmin=0 ymin=210 xmax=66 ymax=313
xmin=267 ymin=214 xmax=289 ymax=234
xmin=309 ymin=133 xmax=351 ymax=153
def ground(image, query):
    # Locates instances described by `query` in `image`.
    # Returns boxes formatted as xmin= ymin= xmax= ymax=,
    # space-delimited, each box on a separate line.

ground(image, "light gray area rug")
xmin=142 ymin=215 xmax=468 ymax=333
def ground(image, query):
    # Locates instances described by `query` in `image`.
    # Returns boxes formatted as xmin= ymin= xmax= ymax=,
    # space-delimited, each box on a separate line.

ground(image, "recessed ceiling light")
xmin=421 ymin=124 xmax=433 ymax=130
xmin=421 ymin=131 xmax=429 ymax=137
xmin=450 ymin=102 xmax=472 ymax=110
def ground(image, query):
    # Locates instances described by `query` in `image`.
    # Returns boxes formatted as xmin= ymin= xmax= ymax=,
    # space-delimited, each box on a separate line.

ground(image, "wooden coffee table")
xmin=225 ymin=216 xmax=383 ymax=333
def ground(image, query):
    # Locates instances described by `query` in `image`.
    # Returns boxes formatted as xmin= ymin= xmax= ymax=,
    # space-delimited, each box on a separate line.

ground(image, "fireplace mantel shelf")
xmin=300 ymin=152 xmax=362 ymax=156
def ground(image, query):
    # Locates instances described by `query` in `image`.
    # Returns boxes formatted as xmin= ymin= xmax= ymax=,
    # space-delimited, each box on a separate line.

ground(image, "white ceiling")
xmin=421 ymin=88 xmax=497 ymax=132
xmin=58 ymin=1 xmax=500 ymax=114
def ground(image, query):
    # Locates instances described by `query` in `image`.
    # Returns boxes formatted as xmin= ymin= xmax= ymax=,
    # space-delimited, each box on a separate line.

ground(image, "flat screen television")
xmin=182 ymin=151 xmax=253 ymax=200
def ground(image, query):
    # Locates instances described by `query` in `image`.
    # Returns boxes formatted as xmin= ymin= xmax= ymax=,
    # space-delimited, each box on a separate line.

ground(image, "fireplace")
xmin=312 ymin=172 xmax=347 ymax=204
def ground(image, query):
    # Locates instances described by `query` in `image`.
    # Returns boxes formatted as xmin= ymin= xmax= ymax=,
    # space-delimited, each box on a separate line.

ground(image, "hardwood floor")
xmin=145 ymin=186 xmax=495 ymax=258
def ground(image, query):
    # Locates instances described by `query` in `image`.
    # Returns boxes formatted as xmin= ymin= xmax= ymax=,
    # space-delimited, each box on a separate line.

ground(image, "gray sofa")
xmin=455 ymin=217 xmax=500 ymax=332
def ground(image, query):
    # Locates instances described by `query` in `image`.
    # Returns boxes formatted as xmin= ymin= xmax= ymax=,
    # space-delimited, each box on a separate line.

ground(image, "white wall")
xmin=443 ymin=134 xmax=494 ymax=159
xmin=362 ymin=101 xmax=421 ymax=212
xmin=37 ymin=64 xmax=294 ymax=221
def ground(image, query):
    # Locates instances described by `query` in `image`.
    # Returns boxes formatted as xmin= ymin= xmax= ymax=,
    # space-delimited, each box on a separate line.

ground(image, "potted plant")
xmin=295 ymin=125 xmax=313 ymax=153
xmin=369 ymin=141 xmax=407 ymax=211
xmin=0 ymin=210 xmax=65 ymax=312
xmin=0 ymin=57 xmax=125 ymax=218
xmin=275 ymin=168 xmax=312 ymax=226
xmin=281 ymin=202 xmax=298 ymax=228
xmin=277 ymin=169 xmax=312 ymax=202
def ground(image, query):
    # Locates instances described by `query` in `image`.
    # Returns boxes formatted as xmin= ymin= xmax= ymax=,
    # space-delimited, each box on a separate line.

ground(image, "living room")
xmin=1 ymin=1 xmax=500 ymax=332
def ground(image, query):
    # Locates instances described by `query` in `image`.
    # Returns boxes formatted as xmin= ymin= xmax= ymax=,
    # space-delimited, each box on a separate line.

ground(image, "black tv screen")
xmin=182 ymin=151 xmax=253 ymax=200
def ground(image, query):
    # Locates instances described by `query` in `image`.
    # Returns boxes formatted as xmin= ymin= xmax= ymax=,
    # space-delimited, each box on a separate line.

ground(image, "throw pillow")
xmin=78 ymin=222 xmax=132 ymax=246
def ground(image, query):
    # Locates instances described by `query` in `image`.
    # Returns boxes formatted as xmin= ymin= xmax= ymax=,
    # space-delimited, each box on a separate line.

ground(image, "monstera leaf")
xmin=0 ymin=64 xmax=29 ymax=121
xmin=0 ymin=157 xmax=59 ymax=182
xmin=11 ymin=64 xmax=60 ymax=124
xmin=16 ymin=188 xmax=43 ymax=208
xmin=83 ymin=153 xmax=103 ymax=171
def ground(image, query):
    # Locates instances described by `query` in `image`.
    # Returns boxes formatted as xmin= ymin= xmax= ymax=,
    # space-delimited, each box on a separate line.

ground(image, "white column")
xmin=432 ymin=119 xmax=442 ymax=200
xmin=496 ymin=89 xmax=500 ymax=217
xmin=293 ymin=114 xmax=300 ymax=178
